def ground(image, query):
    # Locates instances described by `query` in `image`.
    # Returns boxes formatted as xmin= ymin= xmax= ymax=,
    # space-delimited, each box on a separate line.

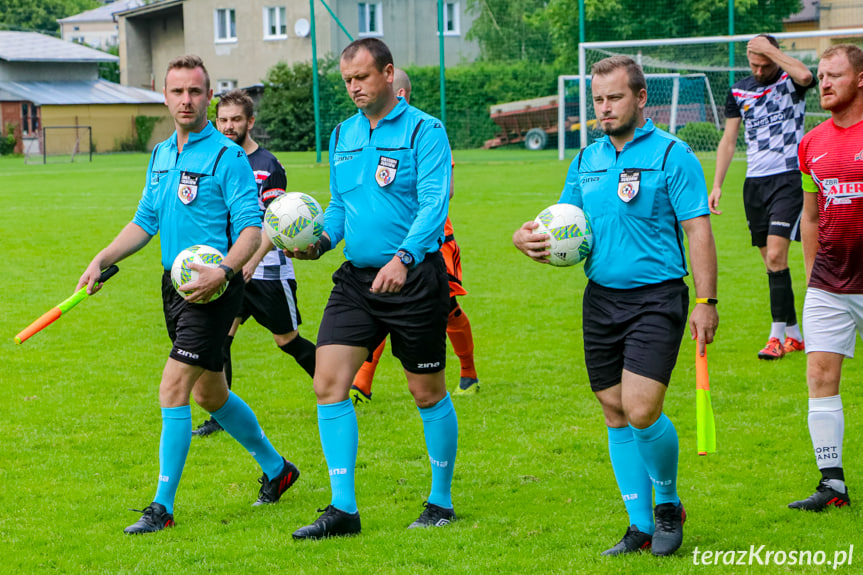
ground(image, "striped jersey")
xmin=726 ymin=71 xmax=815 ymax=177
xmin=247 ymin=146 xmax=295 ymax=281
xmin=798 ymin=118 xmax=863 ymax=294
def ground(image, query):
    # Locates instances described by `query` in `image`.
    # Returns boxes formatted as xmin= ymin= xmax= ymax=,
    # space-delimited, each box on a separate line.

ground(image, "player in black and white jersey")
xmin=710 ymin=34 xmax=816 ymax=360
xmin=192 ymin=89 xmax=317 ymax=437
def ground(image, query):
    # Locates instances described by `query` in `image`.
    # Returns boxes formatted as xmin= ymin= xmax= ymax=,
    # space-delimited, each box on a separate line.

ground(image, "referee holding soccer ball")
xmin=288 ymin=38 xmax=456 ymax=539
xmin=77 ymin=55 xmax=299 ymax=535
xmin=513 ymin=55 xmax=718 ymax=557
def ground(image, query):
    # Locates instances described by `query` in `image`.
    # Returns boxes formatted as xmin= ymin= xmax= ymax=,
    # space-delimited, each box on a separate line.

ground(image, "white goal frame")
xmin=569 ymin=28 xmax=863 ymax=159
xmin=557 ymin=73 xmax=720 ymax=160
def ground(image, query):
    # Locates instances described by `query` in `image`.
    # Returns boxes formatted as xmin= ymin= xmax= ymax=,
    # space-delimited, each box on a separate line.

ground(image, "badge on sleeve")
xmin=178 ymin=171 xmax=199 ymax=205
xmin=617 ymin=169 xmax=641 ymax=203
xmin=375 ymin=156 xmax=399 ymax=187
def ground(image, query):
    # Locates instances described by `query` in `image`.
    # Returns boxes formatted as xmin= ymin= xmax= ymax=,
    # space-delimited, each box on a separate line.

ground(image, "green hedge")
xmin=258 ymin=59 xmax=567 ymax=151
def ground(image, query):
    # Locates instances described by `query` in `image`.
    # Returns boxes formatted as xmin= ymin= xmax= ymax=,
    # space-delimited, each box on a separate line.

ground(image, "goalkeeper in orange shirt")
xmin=350 ymin=68 xmax=480 ymax=405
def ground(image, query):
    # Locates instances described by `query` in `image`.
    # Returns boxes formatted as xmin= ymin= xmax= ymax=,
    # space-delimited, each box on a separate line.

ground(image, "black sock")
xmin=223 ymin=335 xmax=234 ymax=390
xmin=280 ymin=335 xmax=316 ymax=378
xmin=768 ymin=268 xmax=796 ymax=325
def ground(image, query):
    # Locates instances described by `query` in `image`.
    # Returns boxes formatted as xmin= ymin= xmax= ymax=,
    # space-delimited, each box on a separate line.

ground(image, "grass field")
xmin=1 ymin=149 xmax=861 ymax=574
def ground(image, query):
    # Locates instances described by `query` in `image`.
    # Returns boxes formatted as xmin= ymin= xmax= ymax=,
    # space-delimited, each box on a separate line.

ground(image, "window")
xmin=438 ymin=2 xmax=460 ymax=36
xmin=358 ymin=2 xmax=382 ymax=36
xmin=216 ymin=80 xmax=237 ymax=94
xmin=264 ymin=6 xmax=287 ymax=39
xmin=21 ymin=103 xmax=38 ymax=136
xmin=214 ymin=8 xmax=237 ymax=42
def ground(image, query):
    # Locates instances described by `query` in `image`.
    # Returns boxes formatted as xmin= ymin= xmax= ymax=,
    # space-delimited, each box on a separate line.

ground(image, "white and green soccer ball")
xmin=170 ymin=244 xmax=226 ymax=302
xmin=264 ymin=192 xmax=325 ymax=252
xmin=534 ymin=203 xmax=593 ymax=267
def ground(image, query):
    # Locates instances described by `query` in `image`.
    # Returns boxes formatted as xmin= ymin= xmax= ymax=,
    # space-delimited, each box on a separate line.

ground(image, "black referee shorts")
xmin=317 ymin=252 xmax=449 ymax=374
xmin=162 ymin=271 xmax=243 ymax=372
xmin=743 ymin=171 xmax=803 ymax=247
xmin=583 ymin=278 xmax=689 ymax=392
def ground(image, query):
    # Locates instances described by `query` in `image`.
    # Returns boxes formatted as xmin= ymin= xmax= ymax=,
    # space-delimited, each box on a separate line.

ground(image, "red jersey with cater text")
xmin=798 ymin=118 xmax=863 ymax=294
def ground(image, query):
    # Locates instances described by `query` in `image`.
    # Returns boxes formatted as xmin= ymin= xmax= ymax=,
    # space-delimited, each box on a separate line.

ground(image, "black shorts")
xmin=743 ymin=171 xmax=803 ymax=247
xmin=239 ymin=277 xmax=302 ymax=335
xmin=317 ymin=252 xmax=449 ymax=374
xmin=582 ymin=279 xmax=688 ymax=392
xmin=162 ymin=271 xmax=243 ymax=372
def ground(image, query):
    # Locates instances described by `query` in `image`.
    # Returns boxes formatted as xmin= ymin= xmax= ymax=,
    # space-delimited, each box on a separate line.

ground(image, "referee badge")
xmin=178 ymin=171 xmax=199 ymax=205
xmin=375 ymin=156 xmax=399 ymax=187
xmin=617 ymin=170 xmax=641 ymax=203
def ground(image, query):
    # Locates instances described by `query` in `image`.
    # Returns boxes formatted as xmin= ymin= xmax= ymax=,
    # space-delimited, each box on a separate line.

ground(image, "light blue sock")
xmin=607 ymin=426 xmax=655 ymax=534
xmin=211 ymin=392 xmax=283 ymax=481
xmin=153 ymin=406 xmax=192 ymax=514
xmin=318 ymin=399 xmax=359 ymax=514
xmin=418 ymin=393 xmax=458 ymax=509
xmin=631 ymin=413 xmax=680 ymax=506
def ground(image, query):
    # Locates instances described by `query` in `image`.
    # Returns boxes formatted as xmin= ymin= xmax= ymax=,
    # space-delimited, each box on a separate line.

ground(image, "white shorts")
xmin=802 ymin=287 xmax=863 ymax=358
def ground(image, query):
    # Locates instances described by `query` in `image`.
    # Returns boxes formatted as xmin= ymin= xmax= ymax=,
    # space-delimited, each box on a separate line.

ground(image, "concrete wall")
xmin=328 ymin=0 xmax=480 ymax=67
xmin=120 ymin=16 xmax=153 ymax=89
xmin=60 ymin=20 xmax=120 ymax=49
xmin=0 ymin=61 xmax=99 ymax=82
xmin=182 ymin=0 xmax=332 ymax=89
xmin=40 ymin=103 xmax=171 ymax=153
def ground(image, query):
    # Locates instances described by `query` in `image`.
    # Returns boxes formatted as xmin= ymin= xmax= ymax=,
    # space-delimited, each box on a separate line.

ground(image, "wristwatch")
xmin=218 ymin=264 xmax=235 ymax=282
xmin=395 ymin=249 xmax=414 ymax=267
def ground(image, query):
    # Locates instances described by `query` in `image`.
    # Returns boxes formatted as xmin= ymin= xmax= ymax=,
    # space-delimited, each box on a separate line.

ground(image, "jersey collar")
xmin=598 ymin=118 xmax=656 ymax=150
xmin=358 ymin=96 xmax=409 ymax=126
xmin=168 ymin=121 xmax=216 ymax=150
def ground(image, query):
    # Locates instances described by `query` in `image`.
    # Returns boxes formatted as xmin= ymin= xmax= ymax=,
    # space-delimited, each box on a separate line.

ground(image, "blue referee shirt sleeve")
xmin=665 ymin=142 xmax=710 ymax=222
xmin=558 ymin=155 xmax=584 ymax=208
xmin=219 ymin=149 xmax=262 ymax=239
xmin=324 ymin=129 xmax=346 ymax=248
xmin=132 ymin=150 xmax=159 ymax=235
xmin=398 ymin=121 xmax=450 ymax=264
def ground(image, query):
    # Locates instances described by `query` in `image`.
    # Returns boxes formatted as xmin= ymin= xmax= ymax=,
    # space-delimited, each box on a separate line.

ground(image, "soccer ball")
xmin=263 ymin=192 xmax=325 ymax=251
xmin=534 ymin=203 xmax=593 ymax=267
xmin=170 ymin=245 xmax=226 ymax=302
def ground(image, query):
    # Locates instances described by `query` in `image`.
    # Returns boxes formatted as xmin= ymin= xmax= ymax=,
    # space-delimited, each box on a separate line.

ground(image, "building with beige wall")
xmin=0 ymin=32 xmax=167 ymax=155
xmin=784 ymin=0 xmax=863 ymax=58
xmin=58 ymin=1 xmax=142 ymax=50
xmin=118 ymin=0 xmax=332 ymax=92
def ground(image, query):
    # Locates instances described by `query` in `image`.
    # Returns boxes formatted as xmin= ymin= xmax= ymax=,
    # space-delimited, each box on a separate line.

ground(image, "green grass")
xmin=1 ymin=150 xmax=860 ymax=574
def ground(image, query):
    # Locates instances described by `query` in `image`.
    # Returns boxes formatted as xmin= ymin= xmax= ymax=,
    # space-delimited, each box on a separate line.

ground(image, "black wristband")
xmin=318 ymin=235 xmax=332 ymax=255
xmin=217 ymin=264 xmax=235 ymax=282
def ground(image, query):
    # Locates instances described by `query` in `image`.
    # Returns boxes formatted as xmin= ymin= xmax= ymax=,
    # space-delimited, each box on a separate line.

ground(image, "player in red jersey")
xmin=789 ymin=44 xmax=863 ymax=512
xmin=350 ymin=69 xmax=480 ymax=404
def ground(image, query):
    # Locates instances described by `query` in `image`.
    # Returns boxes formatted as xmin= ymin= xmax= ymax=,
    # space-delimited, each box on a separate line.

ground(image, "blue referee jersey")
xmin=133 ymin=122 xmax=261 ymax=270
xmin=559 ymin=119 xmax=709 ymax=289
xmin=326 ymin=97 xmax=451 ymax=268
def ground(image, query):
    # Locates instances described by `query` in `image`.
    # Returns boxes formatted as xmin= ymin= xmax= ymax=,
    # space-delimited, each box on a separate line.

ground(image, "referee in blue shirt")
xmin=514 ymin=56 xmax=719 ymax=557
xmin=289 ymin=38 xmax=457 ymax=539
xmin=77 ymin=55 xmax=299 ymax=535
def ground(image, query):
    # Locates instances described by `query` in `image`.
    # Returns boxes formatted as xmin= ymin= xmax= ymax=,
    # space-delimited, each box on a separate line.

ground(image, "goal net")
xmin=557 ymin=73 xmax=719 ymax=156
xmin=25 ymin=126 xmax=93 ymax=165
xmin=563 ymin=28 xmax=863 ymax=159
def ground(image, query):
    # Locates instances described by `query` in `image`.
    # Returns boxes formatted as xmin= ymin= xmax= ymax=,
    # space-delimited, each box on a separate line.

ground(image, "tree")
xmin=465 ymin=0 xmax=555 ymax=63
xmin=0 ymin=0 xmax=100 ymax=35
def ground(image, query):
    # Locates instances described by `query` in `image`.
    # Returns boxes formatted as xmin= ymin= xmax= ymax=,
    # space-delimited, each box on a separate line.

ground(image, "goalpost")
xmin=557 ymin=73 xmax=720 ymax=158
xmin=564 ymin=28 xmax=863 ymax=159
xmin=25 ymin=126 xmax=93 ymax=165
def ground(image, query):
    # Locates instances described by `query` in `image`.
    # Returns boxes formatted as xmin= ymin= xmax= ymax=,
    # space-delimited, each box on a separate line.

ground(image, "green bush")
xmin=134 ymin=116 xmax=162 ymax=151
xmin=676 ymin=121 xmax=722 ymax=152
xmin=0 ymin=123 xmax=16 ymax=155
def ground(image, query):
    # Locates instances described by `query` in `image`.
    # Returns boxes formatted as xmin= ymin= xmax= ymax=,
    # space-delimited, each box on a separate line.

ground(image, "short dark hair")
xmin=591 ymin=55 xmax=647 ymax=95
xmin=340 ymin=38 xmax=393 ymax=72
xmin=756 ymin=34 xmax=780 ymax=49
xmin=822 ymin=43 xmax=863 ymax=75
xmin=166 ymin=54 xmax=210 ymax=92
xmin=216 ymin=89 xmax=254 ymax=119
